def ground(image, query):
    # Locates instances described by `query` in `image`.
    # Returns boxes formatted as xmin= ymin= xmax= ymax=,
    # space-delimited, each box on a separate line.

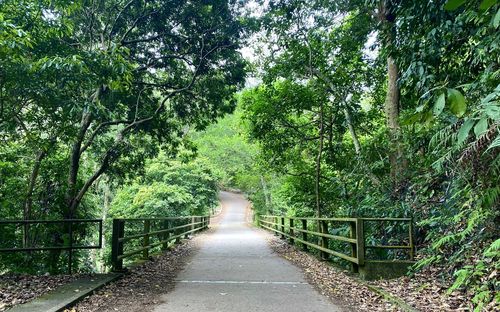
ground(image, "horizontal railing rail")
xmin=0 ymin=219 xmax=103 ymax=273
xmin=111 ymin=215 xmax=210 ymax=271
xmin=258 ymin=215 xmax=413 ymax=272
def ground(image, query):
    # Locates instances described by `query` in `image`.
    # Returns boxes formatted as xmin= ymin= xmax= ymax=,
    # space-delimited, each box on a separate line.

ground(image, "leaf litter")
xmin=267 ymin=236 xmax=498 ymax=312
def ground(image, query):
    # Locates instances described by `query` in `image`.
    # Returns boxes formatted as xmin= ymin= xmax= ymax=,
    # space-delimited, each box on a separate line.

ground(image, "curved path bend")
xmin=154 ymin=191 xmax=342 ymax=312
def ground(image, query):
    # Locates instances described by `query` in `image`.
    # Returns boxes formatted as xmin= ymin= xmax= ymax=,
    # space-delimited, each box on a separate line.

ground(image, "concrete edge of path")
xmin=7 ymin=273 xmax=123 ymax=312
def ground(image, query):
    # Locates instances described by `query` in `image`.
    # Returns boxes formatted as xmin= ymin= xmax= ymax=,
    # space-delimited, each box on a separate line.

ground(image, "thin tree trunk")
xmin=344 ymin=108 xmax=381 ymax=186
xmin=99 ymin=178 xmax=111 ymax=272
xmin=343 ymin=108 xmax=361 ymax=154
xmin=23 ymin=150 xmax=46 ymax=247
xmin=379 ymin=0 xmax=407 ymax=188
xmin=66 ymin=112 xmax=92 ymax=218
xmin=260 ymin=175 xmax=271 ymax=212
xmin=66 ymin=91 xmax=167 ymax=217
xmin=385 ymin=56 xmax=406 ymax=183
xmin=315 ymin=104 xmax=325 ymax=218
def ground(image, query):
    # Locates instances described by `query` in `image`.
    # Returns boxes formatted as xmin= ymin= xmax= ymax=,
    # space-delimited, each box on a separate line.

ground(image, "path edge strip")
xmin=8 ymin=273 xmax=124 ymax=312
xmin=58 ymin=273 xmax=124 ymax=312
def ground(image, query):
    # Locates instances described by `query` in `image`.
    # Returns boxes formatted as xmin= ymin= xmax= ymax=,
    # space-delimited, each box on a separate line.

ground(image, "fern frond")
xmin=480 ymin=186 xmax=500 ymax=209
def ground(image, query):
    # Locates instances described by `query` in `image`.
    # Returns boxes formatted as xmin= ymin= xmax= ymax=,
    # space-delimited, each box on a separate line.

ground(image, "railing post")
xmin=175 ymin=219 xmax=182 ymax=243
xmin=274 ymin=216 xmax=279 ymax=236
xmin=281 ymin=217 xmax=285 ymax=239
xmin=186 ymin=217 xmax=194 ymax=238
xmin=111 ymin=219 xmax=125 ymax=272
xmin=320 ymin=220 xmax=329 ymax=260
xmin=68 ymin=221 xmax=73 ymax=275
xmin=356 ymin=219 xmax=365 ymax=270
xmin=349 ymin=221 xmax=358 ymax=273
xmin=409 ymin=219 xmax=414 ymax=260
xmin=162 ymin=220 xmax=170 ymax=250
xmin=142 ymin=220 xmax=150 ymax=259
xmin=301 ymin=219 xmax=308 ymax=251
xmin=289 ymin=218 xmax=294 ymax=244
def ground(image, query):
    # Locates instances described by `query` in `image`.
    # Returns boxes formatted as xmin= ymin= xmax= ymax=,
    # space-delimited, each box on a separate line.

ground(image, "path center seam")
xmin=176 ymin=280 xmax=308 ymax=285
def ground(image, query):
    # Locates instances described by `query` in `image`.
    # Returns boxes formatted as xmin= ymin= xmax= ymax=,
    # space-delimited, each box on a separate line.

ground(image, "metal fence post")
xmin=162 ymin=220 xmax=170 ymax=250
xmin=142 ymin=220 xmax=150 ymax=259
xmin=175 ymin=219 xmax=182 ymax=243
xmin=355 ymin=219 xmax=365 ymax=270
xmin=320 ymin=220 xmax=329 ymax=260
xmin=301 ymin=219 xmax=308 ymax=251
xmin=409 ymin=219 xmax=414 ymax=260
xmin=185 ymin=217 xmax=193 ymax=238
xmin=111 ymin=219 xmax=125 ymax=272
xmin=68 ymin=221 xmax=73 ymax=274
xmin=349 ymin=221 xmax=358 ymax=273
xmin=281 ymin=217 xmax=286 ymax=239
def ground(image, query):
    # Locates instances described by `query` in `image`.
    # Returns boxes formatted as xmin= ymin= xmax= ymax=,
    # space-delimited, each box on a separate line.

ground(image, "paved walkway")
xmin=154 ymin=191 xmax=342 ymax=312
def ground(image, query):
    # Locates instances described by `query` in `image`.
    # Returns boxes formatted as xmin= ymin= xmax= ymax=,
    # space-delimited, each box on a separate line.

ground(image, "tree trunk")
xmin=343 ymin=108 xmax=361 ymax=154
xmin=344 ymin=107 xmax=381 ymax=186
xmin=23 ymin=150 xmax=46 ymax=247
xmin=260 ymin=175 xmax=271 ymax=212
xmin=66 ymin=112 xmax=92 ymax=218
xmin=379 ymin=0 xmax=407 ymax=189
xmin=98 ymin=177 xmax=111 ymax=272
xmin=385 ymin=56 xmax=406 ymax=183
xmin=315 ymin=104 xmax=325 ymax=218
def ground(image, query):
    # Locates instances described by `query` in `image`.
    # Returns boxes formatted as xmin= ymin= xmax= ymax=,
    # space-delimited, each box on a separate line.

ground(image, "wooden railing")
xmin=111 ymin=216 xmax=209 ymax=271
xmin=258 ymin=215 xmax=413 ymax=271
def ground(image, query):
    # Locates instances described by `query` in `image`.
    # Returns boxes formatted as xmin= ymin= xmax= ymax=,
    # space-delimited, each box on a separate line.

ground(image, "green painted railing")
xmin=111 ymin=216 xmax=209 ymax=271
xmin=258 ymin=215 xmax=414 ymax=272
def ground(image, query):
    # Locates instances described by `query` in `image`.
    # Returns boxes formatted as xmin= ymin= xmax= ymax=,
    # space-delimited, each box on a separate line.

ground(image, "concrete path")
xmin=153 ymin=191 xmax=343 ymax=312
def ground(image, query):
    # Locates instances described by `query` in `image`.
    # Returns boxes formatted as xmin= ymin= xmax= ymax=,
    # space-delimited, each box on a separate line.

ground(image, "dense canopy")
xmin=0 ymin=0 xmax=499 ymax=310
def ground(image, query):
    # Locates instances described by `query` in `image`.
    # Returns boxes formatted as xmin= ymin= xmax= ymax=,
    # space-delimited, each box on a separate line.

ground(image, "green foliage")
xmin=110 ymin=156 xmax=219 ymax=218
xmin=447 ymin=238 xmax=500 ymax=311
xmin=447 ymin=89 xmax=467 ymax=117
xmin=190 ymin=108 xmax=259 ymax=189
xmin=238 ymin=0 xmax=500 ymax=309
xmin=0 ymin=0 xmax=247 ymax=273
xmin=0 ymin=2 xmax=498 ymax=309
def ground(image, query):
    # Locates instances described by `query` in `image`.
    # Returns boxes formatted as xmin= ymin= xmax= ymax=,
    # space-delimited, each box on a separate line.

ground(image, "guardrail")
xmin=0 ymin=219 xmax=103 ymax=274
xmin=111 ymin=215 xmax=209 ymax=271
xmin=258 ymin=215 xmax=413 ymax=272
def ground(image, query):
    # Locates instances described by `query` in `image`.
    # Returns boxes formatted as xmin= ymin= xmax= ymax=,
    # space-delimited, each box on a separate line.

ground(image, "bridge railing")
xmin=111 ymin=215 xmax=209 ymax=271
xmin=258 ymin=215 xmax=413 ymax=272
